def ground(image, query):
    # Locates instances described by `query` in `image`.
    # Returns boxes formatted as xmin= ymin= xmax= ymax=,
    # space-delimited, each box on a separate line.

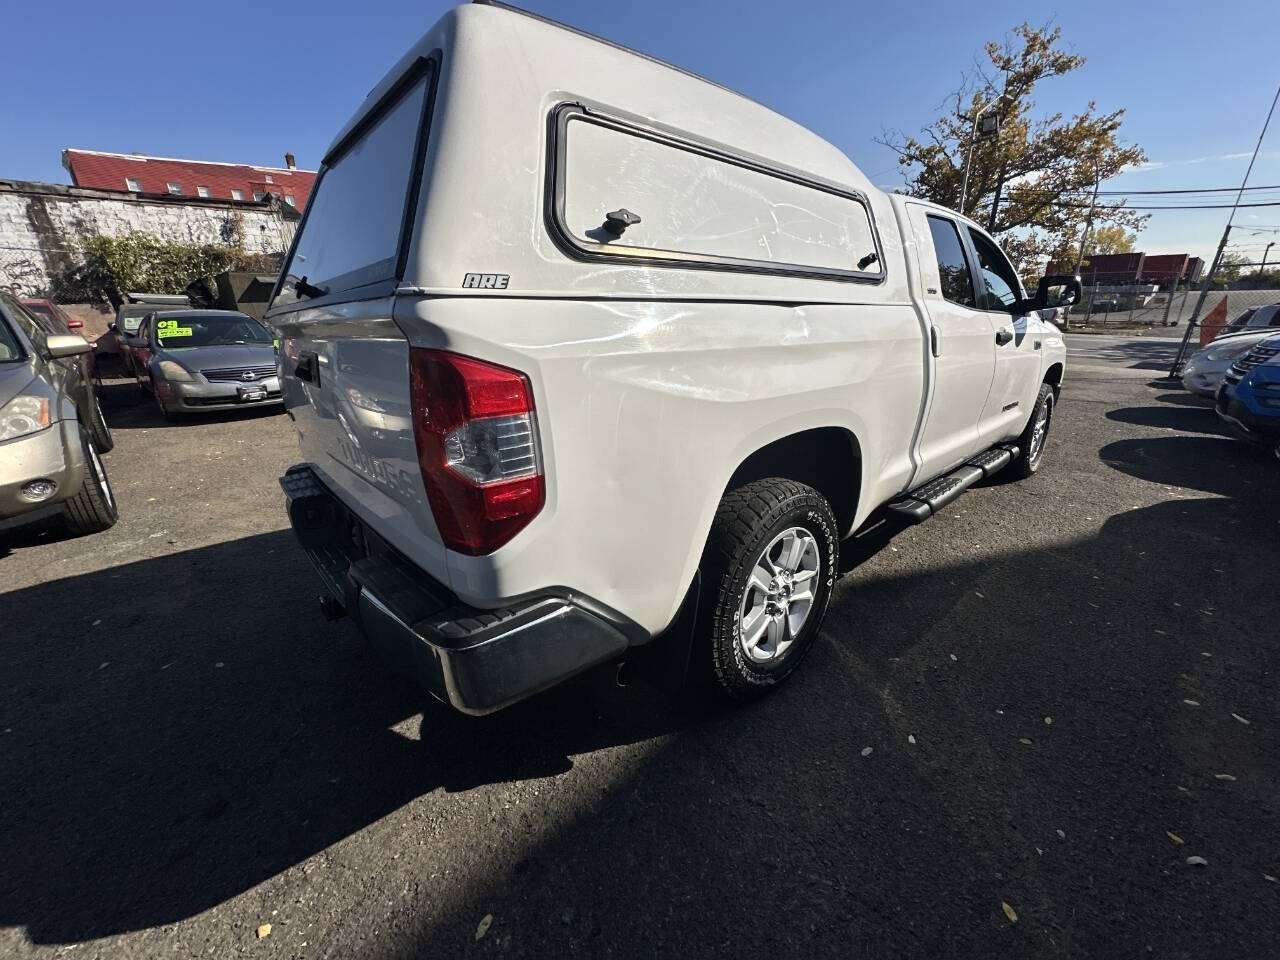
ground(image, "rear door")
xmin=907 ymin=205 xmax=998 ymax=478
xmin=964 ymin=226 xmax=1043 ymax=444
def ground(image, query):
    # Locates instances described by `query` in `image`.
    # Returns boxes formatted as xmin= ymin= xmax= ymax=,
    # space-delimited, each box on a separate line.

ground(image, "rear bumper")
xmin=280 ymin=465 xmax=629 ymax=714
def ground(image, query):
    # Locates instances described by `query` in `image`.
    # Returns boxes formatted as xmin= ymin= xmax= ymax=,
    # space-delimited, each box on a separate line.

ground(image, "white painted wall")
xmin=0 ymin=181 xmax=296 ymax=297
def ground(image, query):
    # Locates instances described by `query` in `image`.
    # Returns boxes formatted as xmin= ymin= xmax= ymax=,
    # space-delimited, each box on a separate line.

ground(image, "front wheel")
xmin=1008 ymin=383 xmax=1055 ymax=479
xmin=63 ymin=430 xmax=118 ymax=536
xmin=698 ymin=478 xmax=839 ymax=701
xmin=152 ymin=379 xmax=174 ymax=421
xmin=86 ymin=392 xmax=113 ymax=453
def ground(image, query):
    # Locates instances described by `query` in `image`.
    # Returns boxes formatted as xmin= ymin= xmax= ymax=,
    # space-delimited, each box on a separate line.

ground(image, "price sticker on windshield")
xmin=157 ymin=320 xmax=193 ymax=337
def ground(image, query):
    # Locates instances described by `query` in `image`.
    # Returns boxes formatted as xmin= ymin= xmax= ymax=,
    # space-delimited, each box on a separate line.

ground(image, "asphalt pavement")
xmin=2 ymin=337 xmax=1277 ymax=959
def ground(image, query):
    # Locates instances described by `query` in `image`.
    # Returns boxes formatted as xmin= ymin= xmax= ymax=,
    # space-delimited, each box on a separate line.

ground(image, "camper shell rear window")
xmin=547 ymin=104 xmax=884 ymax=283
xmin=273 ymin=56 xmax=438 ymax=310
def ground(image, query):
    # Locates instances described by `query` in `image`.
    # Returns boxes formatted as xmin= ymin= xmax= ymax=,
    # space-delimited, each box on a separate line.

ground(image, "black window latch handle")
xmin=603 ymin=208 xmax=641 ymax=238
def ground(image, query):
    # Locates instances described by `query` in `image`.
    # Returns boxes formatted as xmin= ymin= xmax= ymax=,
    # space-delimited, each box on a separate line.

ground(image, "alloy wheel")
xmin=738 ymin=526 xmax=821 ymax=664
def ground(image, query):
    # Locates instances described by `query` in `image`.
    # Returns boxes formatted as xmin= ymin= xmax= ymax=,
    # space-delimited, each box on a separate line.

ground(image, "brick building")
xmin=62 ymin=149 xmax=317 ymax=210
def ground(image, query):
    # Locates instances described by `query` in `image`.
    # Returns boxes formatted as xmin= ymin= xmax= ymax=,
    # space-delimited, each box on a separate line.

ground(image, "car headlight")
xmin=1204 ymin=341 xmax=1255 ymax=362
xmin=157 ymin=360 xmax=195 ymax=382
xmin=0 ymin=395 xmax=51 ymax=442
xmin=345 ymin=387 xmax=388 ymax=413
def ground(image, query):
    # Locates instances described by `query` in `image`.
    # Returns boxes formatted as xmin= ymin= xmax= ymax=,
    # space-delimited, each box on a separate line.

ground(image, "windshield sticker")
xmin=157 ymin=320 xmax=194 ymax=338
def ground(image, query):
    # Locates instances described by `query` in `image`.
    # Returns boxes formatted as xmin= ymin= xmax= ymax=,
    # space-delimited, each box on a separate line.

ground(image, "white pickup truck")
xmin=271 ymin=1 xmax=1076 ymax=714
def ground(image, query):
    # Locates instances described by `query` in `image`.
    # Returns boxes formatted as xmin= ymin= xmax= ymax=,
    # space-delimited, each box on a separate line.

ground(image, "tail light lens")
xmin=409 ymin=349 xmax=544 ymax=555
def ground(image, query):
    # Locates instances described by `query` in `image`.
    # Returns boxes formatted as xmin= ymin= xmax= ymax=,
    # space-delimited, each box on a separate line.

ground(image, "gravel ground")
xmin=1 ymin=338 xmax=1277 ymax=959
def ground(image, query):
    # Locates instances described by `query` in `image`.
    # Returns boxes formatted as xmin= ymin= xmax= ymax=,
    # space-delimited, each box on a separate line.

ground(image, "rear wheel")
xmin=698 ymin=478 xmax=838 ymax=701
xmin=1008 ymin=383 xmax=1054 ymax=479
xmin=63 ymin=430 xmax=118 ymax=536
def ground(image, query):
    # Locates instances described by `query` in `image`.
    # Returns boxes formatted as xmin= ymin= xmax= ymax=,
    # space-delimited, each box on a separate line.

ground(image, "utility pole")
xmin=1073 ymin=160 xmax=1102 ymax=274
xmin=1171 ymin=82 xmax=1280 ymax=375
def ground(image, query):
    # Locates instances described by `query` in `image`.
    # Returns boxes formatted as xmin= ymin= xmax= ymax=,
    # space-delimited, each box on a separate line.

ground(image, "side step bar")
xmin=886 ymin=444 xmax=1020 ymax=523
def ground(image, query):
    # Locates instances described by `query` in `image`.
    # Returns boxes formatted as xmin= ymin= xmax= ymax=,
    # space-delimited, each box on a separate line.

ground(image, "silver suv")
xmin=0 ymin=293 xmax=117 ymax=537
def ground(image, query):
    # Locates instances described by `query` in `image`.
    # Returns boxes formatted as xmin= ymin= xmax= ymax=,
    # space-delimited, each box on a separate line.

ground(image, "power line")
xmin=1063 ymin=201 xmax=1280 ymax=211
xmin=1091 ymin=183 xmax=1280 ymax=196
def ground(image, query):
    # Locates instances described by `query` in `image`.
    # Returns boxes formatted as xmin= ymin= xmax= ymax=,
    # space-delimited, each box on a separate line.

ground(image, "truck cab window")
xmin=967 ymin=228 xmax=1022 ymax=311
xmin=926 ymin=215 xmax=976 ymax=308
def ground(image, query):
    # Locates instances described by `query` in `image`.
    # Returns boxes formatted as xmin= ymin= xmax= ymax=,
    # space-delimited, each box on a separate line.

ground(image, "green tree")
xmin=1211 ymin=252 xmax=1251 ymax=287
xmin=1083 ymin=224 xmax=1136 ymax=257
xmin=879 ymin=23 xmax=1147 ymax=275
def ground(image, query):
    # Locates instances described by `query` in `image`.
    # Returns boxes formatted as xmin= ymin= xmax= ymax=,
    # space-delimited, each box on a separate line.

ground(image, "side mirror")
xmin=45 ymin=334 xmax=93 ymax=359
xmin=1025 ymin=275 xmax=1082 ymax=313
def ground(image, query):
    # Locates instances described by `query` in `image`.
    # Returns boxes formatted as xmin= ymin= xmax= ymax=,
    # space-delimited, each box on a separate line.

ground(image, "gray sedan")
xmin=125 ymin=310 xmax=282 ymax=418
xmin=0 ymin=292 xmax=116 ymax=537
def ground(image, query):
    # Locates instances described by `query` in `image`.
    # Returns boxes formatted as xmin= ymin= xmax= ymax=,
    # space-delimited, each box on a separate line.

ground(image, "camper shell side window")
xmin=546 ymin=103 xmax=885 ymax=284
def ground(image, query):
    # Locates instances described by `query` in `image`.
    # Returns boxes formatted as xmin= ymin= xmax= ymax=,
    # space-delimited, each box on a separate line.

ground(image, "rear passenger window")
xmin=552 ymin=109 xmax=882 ymax=282
xmin=926 ymin=216 xmax=976 ymax=308
xmin=276 ymin=62 xmax=435 ymax=306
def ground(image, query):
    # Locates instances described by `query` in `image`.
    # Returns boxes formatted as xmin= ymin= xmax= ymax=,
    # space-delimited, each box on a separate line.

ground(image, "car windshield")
xmin=0 ymin=315 xmax=22 ymax=362
xmin=154 ymin=314 xmax=273 ymax=349
xmin=1225 ymin=308 xmax=1256 ymax=333
xmin=119 ymin=306 xmax=155 ymax=333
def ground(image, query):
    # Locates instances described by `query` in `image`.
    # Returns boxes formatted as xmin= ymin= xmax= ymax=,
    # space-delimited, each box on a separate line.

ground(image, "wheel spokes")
xmin=741 ymin=605 xmax=770 ymax=653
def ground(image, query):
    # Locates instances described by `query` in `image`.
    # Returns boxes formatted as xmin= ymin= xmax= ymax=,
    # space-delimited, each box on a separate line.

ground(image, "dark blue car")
xmin=1216 ymin=334 xmax=1280 ymax=459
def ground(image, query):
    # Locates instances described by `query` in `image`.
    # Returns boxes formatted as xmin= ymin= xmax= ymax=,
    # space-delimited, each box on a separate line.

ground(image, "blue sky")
xmin=6 ymin=0 xmax=1278 ymax=263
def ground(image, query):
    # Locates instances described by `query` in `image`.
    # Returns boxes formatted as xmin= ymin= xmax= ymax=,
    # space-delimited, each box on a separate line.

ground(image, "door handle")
xmin=995 ymin=328 xmax=1013 ymax=346
xmin=930 ymin=325 xmax=939 ymax=358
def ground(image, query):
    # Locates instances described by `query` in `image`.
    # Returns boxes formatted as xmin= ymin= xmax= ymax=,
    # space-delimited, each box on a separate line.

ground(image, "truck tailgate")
xmin=277 ymin=302 xmax=451 ymax=586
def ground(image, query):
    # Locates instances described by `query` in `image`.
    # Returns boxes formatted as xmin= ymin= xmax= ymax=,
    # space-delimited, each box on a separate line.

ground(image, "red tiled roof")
xmin=62 ymin=149 xmax=317 ymax=209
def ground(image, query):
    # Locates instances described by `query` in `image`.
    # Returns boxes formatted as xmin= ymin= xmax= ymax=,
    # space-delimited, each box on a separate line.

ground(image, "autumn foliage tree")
xmin=879 ymin=24 xmax=1147 ymax=275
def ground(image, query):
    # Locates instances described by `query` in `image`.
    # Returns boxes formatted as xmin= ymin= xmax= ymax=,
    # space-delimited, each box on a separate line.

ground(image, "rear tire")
xmin=63 ymin=430 xmax=118 ymax=536
xmin=698 ymin=478 xmax=838 ymax=701
xmin=1009 ymin=383 xmax=1054 ymax=479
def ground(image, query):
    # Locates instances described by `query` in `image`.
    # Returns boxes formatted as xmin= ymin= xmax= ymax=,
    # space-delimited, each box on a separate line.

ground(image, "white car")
xmin=1182 ymin=310 xmax=1280 ymax=397
xmin=269 ymin=2 xmax=1073 ymax=714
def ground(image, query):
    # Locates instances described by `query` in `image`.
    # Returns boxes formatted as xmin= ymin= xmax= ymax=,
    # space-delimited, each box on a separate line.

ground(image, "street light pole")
xmin=1261 ymin=241 xmax=1275 ymax=282
xmin=959 ymin=92 xmax=1008 ymax=216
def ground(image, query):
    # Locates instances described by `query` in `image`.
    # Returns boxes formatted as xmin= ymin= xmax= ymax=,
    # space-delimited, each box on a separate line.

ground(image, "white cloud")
xmin=1125 ymin=150 xmax=1278 ymax=173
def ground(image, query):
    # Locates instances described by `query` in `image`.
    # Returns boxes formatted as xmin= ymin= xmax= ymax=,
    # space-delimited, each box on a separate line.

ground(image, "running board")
xmin=886 ymin=444 xmax=1020 ymax=523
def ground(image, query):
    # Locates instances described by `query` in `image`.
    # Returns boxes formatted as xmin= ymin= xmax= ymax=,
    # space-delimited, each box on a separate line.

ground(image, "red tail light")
xmin=409 ymin=348 xmax=544 ymax=555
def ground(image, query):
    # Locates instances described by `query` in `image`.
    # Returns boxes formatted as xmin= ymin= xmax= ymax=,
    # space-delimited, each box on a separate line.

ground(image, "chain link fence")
xmin=1070 ymin=279 xmax=1279 ymax=329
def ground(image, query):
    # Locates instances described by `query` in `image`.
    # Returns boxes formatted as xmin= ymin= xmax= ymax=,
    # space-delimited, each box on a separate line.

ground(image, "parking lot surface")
xmin=2 ymin=339 xmax=1277 ymax=959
